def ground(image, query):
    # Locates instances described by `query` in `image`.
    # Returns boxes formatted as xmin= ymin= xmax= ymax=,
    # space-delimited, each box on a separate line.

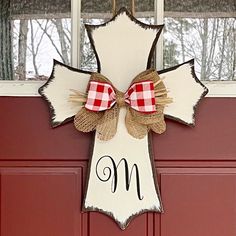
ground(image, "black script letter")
xmin=96 ymin=156 xmax=144 ymax=200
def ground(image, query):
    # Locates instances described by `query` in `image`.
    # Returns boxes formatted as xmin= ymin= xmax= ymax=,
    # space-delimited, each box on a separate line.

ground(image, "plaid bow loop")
xmin=85 ymin=81 xmax=116 ymax=111
xmin=85 ymin=80 xmax=156 ymax=113
xmin=73 ymin=69 xmax=172 ymax=141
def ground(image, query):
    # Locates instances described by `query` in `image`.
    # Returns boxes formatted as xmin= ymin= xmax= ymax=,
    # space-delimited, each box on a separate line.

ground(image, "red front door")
xmin=1 ymin=96 xmax=236 ymax=236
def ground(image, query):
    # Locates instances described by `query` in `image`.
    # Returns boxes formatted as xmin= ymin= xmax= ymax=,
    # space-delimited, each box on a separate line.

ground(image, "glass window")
xmin=80 ymin=0 xmax=156 ymax=72
xmin=163 ymin=0 xmax=236 ymax=81
xmin=79 ymin=0 xmax=112 ymax=72
xmin=0 ymin=0 xmax=71 ymax=80
xmin=2 ymin=0 xmax=234 ymax=83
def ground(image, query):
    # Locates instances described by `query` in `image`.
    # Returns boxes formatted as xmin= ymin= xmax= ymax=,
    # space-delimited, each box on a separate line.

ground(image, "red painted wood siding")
xmin=0 ymin=97 xmax=236 ymax=236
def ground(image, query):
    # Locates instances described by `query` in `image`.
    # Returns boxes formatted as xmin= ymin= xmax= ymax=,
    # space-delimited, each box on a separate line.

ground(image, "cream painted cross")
xmin=39 ymin=8 xmax=208 ymax=230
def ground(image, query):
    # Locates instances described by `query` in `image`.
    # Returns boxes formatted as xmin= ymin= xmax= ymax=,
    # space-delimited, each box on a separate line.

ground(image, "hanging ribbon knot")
xmin=71 ymin=69 xmax=172 ymax=141
xmin=85 ymin=80 xmax=156 ymax=113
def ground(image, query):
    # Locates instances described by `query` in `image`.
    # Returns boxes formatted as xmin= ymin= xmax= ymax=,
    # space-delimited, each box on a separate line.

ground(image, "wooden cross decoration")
xmin=39 ymin=8 xmax=208 ymax=230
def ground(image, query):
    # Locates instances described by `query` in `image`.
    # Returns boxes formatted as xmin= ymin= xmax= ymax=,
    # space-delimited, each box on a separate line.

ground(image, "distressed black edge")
xmin=82 ymin=9 xmax=165 ymax=228
xmin=81 ymin=130 xmax=96 ymax=212
xmin=83 ymin=204 xmax=161 ymax=230
xmin=82 ymin=131 xmax=163 ymax=230
xmin=37 ymin=9 xmax=207 ymax=229
xmin=148 ymin=131 xmax=164 ymax=212
xmin=158 ymin=59 xmax=209 ymax=127
xmin=85 ymin=7 xmax=164 ymax=73
xmin=38 ymin=59 xmax=92 ymax=128
xmin=147 ymin=26 xmax=164 ymax=69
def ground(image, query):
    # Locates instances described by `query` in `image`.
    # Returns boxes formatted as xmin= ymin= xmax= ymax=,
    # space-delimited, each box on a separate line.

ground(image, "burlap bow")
xmin=70 ymin=69 xmax=172 ymax=141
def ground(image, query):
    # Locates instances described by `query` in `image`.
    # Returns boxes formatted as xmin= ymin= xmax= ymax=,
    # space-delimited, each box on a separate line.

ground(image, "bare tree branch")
xmin=36 ymin=19 xmax=65 ymax=63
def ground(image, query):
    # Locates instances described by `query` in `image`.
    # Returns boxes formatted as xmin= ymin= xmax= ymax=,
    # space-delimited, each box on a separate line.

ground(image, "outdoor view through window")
xmin=0 ymin=0 xmax=71 ymax=80
xmin=0 ymin=0 xmax=235 ymax=81
xmin=163 ymin=0 xmax=236 ymax=81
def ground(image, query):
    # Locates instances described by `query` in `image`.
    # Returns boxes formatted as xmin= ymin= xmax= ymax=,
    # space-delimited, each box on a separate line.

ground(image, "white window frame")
xmin=0 ymin=0 xmax=235 ymax=97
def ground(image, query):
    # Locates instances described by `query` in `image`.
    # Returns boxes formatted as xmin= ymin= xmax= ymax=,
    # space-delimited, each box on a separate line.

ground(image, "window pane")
xmin=80 ymin=0 xmax=155 ymax=72
xmin=164 ymin=0 xmax=236 ymax=81
xmin=0 ymin=0 xmax=71 ymax=80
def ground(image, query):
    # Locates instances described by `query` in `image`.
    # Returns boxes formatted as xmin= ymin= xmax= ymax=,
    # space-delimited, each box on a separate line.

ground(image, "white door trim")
xmin=0 ymin=81 xmax=235 ymax=97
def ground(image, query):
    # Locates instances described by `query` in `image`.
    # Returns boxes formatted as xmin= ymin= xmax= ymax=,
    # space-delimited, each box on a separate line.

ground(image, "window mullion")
xmin=155 ymin=0 xmax=164 ymax=70
xmin=71 ymin=0 xmax=81 ymax=68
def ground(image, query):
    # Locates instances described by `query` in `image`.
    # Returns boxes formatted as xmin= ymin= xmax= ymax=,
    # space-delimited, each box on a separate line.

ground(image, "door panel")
xmin=0 ymin=97 xmax=91 ymax=161
xmin=1 ymin=167 xmax=236 ymax=236
xmin=1 ymin=97 xmax=236 ymax=162
xmin=1 ymin=97 xmax=236 ymax=235
xmin=155 ymin=168 xmax=236 ymax=236
xmin=88 ymin=212 xmax=154 ymax=236
xmin=153 ymin=98 xmax=236 ymax=161
xmin=0 ymin=168 xmax=83 ymax=236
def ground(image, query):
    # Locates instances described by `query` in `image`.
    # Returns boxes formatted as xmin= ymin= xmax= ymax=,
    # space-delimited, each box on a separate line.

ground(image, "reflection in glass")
xmin=0 ymin=0 xmax=71 ymax=80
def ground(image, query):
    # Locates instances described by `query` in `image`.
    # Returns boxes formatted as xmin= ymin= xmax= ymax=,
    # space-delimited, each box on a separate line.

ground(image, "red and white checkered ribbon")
xmin=85 ymin=80 xmax=156 ymax=113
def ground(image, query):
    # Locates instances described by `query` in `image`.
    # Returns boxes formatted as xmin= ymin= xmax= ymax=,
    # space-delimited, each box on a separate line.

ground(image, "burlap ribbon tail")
xmin=70 ymin=69 xmax=172 ymax=141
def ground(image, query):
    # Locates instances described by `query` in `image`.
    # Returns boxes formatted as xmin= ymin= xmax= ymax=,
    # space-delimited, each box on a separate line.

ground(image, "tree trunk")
xmin=201 ymin=18 xmax=208 ymax=80
xmin=0 ymin=0 xmax=13 ymax=80
xmin=54 ymin=19 xmax=69 ymax=65
xmin=17 ymin=20 xmax=28 ymax=80
xmin=206 ymin=18 xmax=219 ymax=78
xmin=218 ymin=19 xmax=227 ymax=80
xmin=180 ymin=19 xmax=185 ymax=62
xmin=80 ymin=23 xmax=86 ymax=69
xmin=232 ymin=21 xmax=236 ymax=81
xmin=30 ymin=20 xmax=39 ymax=77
